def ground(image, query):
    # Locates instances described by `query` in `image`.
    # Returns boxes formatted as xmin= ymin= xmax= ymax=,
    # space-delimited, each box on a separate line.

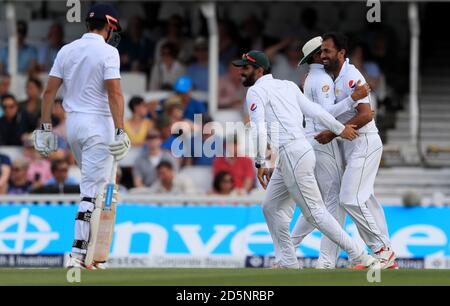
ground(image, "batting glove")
xmin=109 ymin=128 xmax=131 ymax=161
xmin=33 ymin=123 xmax=58 ymax=157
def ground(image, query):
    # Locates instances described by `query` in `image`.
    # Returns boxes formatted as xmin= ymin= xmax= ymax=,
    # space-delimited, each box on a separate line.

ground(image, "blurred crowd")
xmin=0 ymin=5 xmax=406 ymax=197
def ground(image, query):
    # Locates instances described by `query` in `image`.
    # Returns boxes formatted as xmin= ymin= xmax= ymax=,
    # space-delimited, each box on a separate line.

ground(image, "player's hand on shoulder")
xmin=109 ymin=128 xmax=131 ymax=161
xmin=33 ymin=123 xmax=58 ymax=158
xmin=351 ymin=80 xmax=371 ymax=101
xmin=339 ymin=124 xmax=359 ymax=141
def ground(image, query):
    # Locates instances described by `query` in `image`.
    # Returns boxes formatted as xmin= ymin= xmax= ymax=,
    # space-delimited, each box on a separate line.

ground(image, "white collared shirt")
xmin=246 ymin=74 xmax=345 ymax=164
xmin=334 ymin=59 xmax=378 ymax=133
xmin=303 ymin=63 xmax=355 ymax=138
xmin=49 ymin=33 xmax=121 ymax=116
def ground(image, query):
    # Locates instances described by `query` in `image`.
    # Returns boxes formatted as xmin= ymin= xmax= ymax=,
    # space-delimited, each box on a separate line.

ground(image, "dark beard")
xmin=324 ymin=58 xmax=339 ymax=73
xmin=242 ymin=71 xmax=256 ymax=87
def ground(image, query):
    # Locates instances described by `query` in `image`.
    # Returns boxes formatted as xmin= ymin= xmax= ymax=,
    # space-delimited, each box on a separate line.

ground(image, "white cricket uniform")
xmin=334 ymin=59 xmax=391 ymax=254
xmin=49 ymin=33 xmax=121 ymax=254
xmin=247 ymin=74 xmax=364 ymax=268
xmin=291 ymin=64 xmax=356 ymax=268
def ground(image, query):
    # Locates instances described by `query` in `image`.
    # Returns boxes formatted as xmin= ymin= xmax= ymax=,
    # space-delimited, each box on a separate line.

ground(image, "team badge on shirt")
xmin=348 ymin=80 xmax=356 ymax=89
xmin=250 ymin=103 xmax=257 ymax=111
xmin=322 ymin=85 xmax=330 ymax=92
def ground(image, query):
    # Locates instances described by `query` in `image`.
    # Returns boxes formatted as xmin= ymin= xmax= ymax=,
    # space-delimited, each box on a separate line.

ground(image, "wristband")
xmin=41 ymin=123 xmax=52 ymax=131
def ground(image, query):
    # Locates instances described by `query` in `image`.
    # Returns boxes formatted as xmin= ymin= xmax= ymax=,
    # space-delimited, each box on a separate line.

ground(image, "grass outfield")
xmin=0 ymin=268 xmax=449 ymax=286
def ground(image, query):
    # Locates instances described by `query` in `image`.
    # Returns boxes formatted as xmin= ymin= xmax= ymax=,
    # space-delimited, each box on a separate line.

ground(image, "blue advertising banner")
xmin=0 ymin=204 xmax=449 ymax=258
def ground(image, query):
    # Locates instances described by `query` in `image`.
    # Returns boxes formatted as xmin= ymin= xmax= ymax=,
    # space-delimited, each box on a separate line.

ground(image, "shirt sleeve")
xmin=104 ymin=48 xmax=121 ymax=80
xmin=49 ymin=49 xmax=64 ymax=79
xmin=295 ymin=85 xmax=344 ymax=135
xmin=246 ymin=87 xmax=267 ymax=165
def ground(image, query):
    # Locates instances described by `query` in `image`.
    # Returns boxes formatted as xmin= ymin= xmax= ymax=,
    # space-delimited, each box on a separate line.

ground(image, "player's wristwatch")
xmin=41 ymin=123 xmax=52 ymax=131
xmin=255 ymin=161 xmax=265 ymax=169
xmin=115 ymin=128 xmax=125 ymax=136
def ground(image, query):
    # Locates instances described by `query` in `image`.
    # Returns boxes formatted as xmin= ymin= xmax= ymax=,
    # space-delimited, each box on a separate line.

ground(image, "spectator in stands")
xmin=45 ymin=159 xmax=78 ymax=186
xmin=209 ymin=171 xmax=236 ymax=196
xmin=218 ymin=61 xmax=247 ymax=109
xmin=148 ymin=161 xmax=196 ymax=194
xmin=266 ymin=38 xmax=304 ymax=87
xmin=156 ymin=114 xmax=178 ymax=151
xmin=124 ymin=96 xmax=154 ymax=147
xmin=218 ymin=20 xmax=240 ymax=67
xmin=187 ymin=37 xmax=225 ymax=92
xmin=212 ymin=136 xmax=255 ymax=194
xmin=0 ymin=73 xmax=11 ymax=117
xmin=118 ymin=15 xmax=155 ymax=73
xmin=154 ymin=15 xmax=194 ymax=65
xmin=183 ymin=114 xmax=221 ymax=167
xmin=172 ymin=75 xmax=207 ymax=122
xmin=0 ymin=94 xmax=35 ymax=146
xmin=0 ymin=20 xmax=38 ymax=75
xmin=20 ymin=77 xmax=43 ymax=128
xmin=38 ymin=23 xmax=65 ymax=72
xmin=23 ymin=138 xmax=52 ymax=188
xmin=149 ymin=41 xmax=186 ymax=90
xmin=240 ymin=15 xmax=277 ymax=51
xmin=0 ymin=153 xmax=12 ymax=194
xmin=7 ymin=159 xmax=33 ymax=195
xmin=132 ymin=129 xmax=178 ymax=188
xmin=0 ymin=72 xmax=11 ymax=96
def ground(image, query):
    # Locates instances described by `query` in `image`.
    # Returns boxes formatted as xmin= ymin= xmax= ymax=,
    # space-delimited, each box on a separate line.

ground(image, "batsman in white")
xmin=292 ymin=32 xmax=397 ymax=269
xmin=232 ymin=50 xmax=377 ymax=269
xmin=291 ymin=36 xmax=370 ymax=268
xmin=33 ymin=3 xmax=130 ymax=269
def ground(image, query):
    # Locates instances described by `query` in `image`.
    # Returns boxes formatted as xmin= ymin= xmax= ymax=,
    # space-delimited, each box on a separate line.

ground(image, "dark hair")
xmin=27 ymin=77 xmax=43 ymax=90
xmin=213 ymin=171 xmax=233 ymax=192
xmin=17 ymin=20 xmax=28 ymax=36
xmin=86 ymin=19 xmax=107 ymax=32
xmin=161 ymin=42 xmax=179 ymax=59
xmin=156 ymin=160 xmax=173 ymax=171
xmin=128 ymin=96 xmax=144 ymax=112
xmin=51 ymin=159 xmax=68 ymax=173
xmin=263 ymin=66 xmax=271 ymax=75
xmin=322 ymin=32 xmax=348 ymax=55
xmin=1 ymin=93 xmax=16 ymax=105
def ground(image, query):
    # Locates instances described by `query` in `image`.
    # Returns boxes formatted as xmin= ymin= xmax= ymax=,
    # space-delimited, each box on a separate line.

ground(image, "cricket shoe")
xmin=374 ymin=247 xmax=398 ymax=269
xmin=352 ymin=253 xmax=378 ymax=269
xmin=92 ymin=261 xmax=107 ymax=270
xmin=67 ymin=254 xmax=97 ymax=270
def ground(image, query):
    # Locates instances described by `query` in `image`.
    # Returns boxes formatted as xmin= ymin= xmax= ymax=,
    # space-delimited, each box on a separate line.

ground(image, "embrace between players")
xmin=33 ymin=2 xmax=396 ymax=270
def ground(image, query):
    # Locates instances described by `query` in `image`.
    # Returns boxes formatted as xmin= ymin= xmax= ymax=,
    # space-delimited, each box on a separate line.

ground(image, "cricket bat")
xmin=93 ymin=160 xmax=118 ymax=263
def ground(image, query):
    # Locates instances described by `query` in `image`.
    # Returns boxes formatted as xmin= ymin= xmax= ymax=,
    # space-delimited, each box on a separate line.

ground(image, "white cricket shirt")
xmin=303 ymin=63 xmax=355 ymax=138
xmin=49 ymin=33 xmax=121 ymax=117
xmin=334 ymin=59 xmax=378 ymax=133
xmin=246 ymin=74 xmax=345 ymax=164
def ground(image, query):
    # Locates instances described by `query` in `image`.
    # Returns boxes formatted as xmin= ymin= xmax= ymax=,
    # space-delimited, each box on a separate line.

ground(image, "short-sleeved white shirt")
xmin=49 ymin=33 xmax=121 ymax=117
xmin=334 ymin=59 xmax=378 ymax=133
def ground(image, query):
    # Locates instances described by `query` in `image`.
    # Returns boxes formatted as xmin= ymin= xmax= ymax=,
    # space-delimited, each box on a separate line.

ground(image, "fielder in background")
xmin=293 ymin=32 xmax=396 ymax=269
xmin=291 ymin=36 xmax=370 ymax=268
xmin=233 ymin=50 xmax=377 ymax=269
xmin=33 ymin=3 xmax=130 ymax=269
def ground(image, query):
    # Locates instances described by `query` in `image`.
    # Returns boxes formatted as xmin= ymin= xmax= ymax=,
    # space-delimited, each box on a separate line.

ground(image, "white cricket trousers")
xmin=291 ymin=138 xmax=349 ymax=268
xmin=262 ymin=138 xmax=364 ymax=268
xmin=291 ymin=134 xmax=391 ymax=264
xmin=66 ymin=112 xmax=114 ymax=254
